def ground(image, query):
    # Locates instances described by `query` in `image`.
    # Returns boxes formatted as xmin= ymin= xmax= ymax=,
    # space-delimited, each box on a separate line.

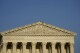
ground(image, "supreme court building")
xmin=0 ymin=21 xmax=76 ymax=53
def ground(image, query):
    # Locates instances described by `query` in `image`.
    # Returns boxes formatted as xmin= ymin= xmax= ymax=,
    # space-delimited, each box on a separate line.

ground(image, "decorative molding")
xmin=1 ymin=21 xmax=76 ymax=35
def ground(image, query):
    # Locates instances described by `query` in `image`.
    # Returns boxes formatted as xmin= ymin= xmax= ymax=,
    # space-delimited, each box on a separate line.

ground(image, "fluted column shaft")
xmin=61 ymin=43 xmax=65 ymax=53
xmin=52 ymin=43 xmax=56 ymax=53
xmin=32 ymin=42 xmax=36 ymax=53
xmin=13 ymin=42 xmax=17 ymax=53
xmin=66 ymin=46 xmax=69 ymax=53
xmin=23 ymin=42 xmax=26 ymax=53
xmin=42 ymin=42 xmax=46 ymax=53
xmin=70 ymin=43 xmax=74 ymax=53
xmin=3 ymin=42 xmax=7 ymax=53
xmin=40 ymin=45 xmax=42 ymax=53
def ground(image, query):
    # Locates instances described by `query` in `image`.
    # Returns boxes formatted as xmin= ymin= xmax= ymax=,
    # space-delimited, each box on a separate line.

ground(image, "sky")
xmin=0 ymin=0 xmax=80 ymax=53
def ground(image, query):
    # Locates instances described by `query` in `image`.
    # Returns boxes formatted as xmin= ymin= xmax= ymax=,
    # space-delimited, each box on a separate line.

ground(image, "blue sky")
xmin=0 ymin=0 xmax=80 ymax=53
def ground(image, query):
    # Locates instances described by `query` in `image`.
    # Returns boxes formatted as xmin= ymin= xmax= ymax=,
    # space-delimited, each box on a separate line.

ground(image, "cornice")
xmin=1 ymin=21 xmax=76 ymax=35
xmin=2 ymin=34 xmax=73 ymax=36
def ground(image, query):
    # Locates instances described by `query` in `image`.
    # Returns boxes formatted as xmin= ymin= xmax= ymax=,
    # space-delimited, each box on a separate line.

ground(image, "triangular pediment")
xmin=1 ymin=22 xmax=76 ymax=35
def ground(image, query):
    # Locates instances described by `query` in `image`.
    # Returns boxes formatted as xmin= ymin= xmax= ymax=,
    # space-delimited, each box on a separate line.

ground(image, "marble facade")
xmin=0 ymin=22 xmax=76 ymax=53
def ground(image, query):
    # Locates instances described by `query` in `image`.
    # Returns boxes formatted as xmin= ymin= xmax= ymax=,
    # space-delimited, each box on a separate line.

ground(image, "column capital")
xmin=51 ymin=42 xmax=56 ymax=45
xmin=61 ymin=42 xmax=66 ymax=45
xmin=22 ymin=42 xmax=27 ymax=45
xmin=13 ymin=42 xmax=17 ymax=45
xmin=32 ymin=42 xmax=36 ymax=45
xmin=42 ymin=42 xmax=47 ymax=45
xmin=3 ymin=42 xmax=7 ymax=46
xmin=70 ymin=43 xmax=74 ymax=45
xmin=70 ymin=43 xmax=74 ymax=48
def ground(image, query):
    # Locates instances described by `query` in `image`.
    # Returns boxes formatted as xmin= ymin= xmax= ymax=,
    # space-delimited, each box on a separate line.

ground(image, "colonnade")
xmin=1 ymin=42 xmax=74 ymax=53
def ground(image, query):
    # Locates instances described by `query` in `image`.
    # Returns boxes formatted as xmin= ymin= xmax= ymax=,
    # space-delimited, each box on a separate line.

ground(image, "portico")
xmin=2 ymin=42 xmax=74 ymax=53
xmin=0 ymin=22 xmax=76 ymax=53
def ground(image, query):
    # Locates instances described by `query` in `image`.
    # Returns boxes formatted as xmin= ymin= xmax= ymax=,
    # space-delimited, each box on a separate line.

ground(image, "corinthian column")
xmin=3 ymin=42 xmax=7 ymax=53
xmin=42 ymin=42 xmax=46 ymax=53
xmin=13 ymin=42 xmax=17 ymax=53
xmin=22 ymin=42 xmax=26 ymax=53
xmin=70 ymin=43 xmax=74 ymax=53
xmin=52 ymin=42 xmax=56 ymax=53
xmin=61 ymin=43 xmax=65 ymax=53
xmin=32 ymin=42 xmax=36 ymax=53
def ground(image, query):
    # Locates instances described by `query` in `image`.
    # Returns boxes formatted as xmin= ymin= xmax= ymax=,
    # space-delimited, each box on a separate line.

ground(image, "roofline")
xmin=0 ymin=21 xmax=76 ymax=35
